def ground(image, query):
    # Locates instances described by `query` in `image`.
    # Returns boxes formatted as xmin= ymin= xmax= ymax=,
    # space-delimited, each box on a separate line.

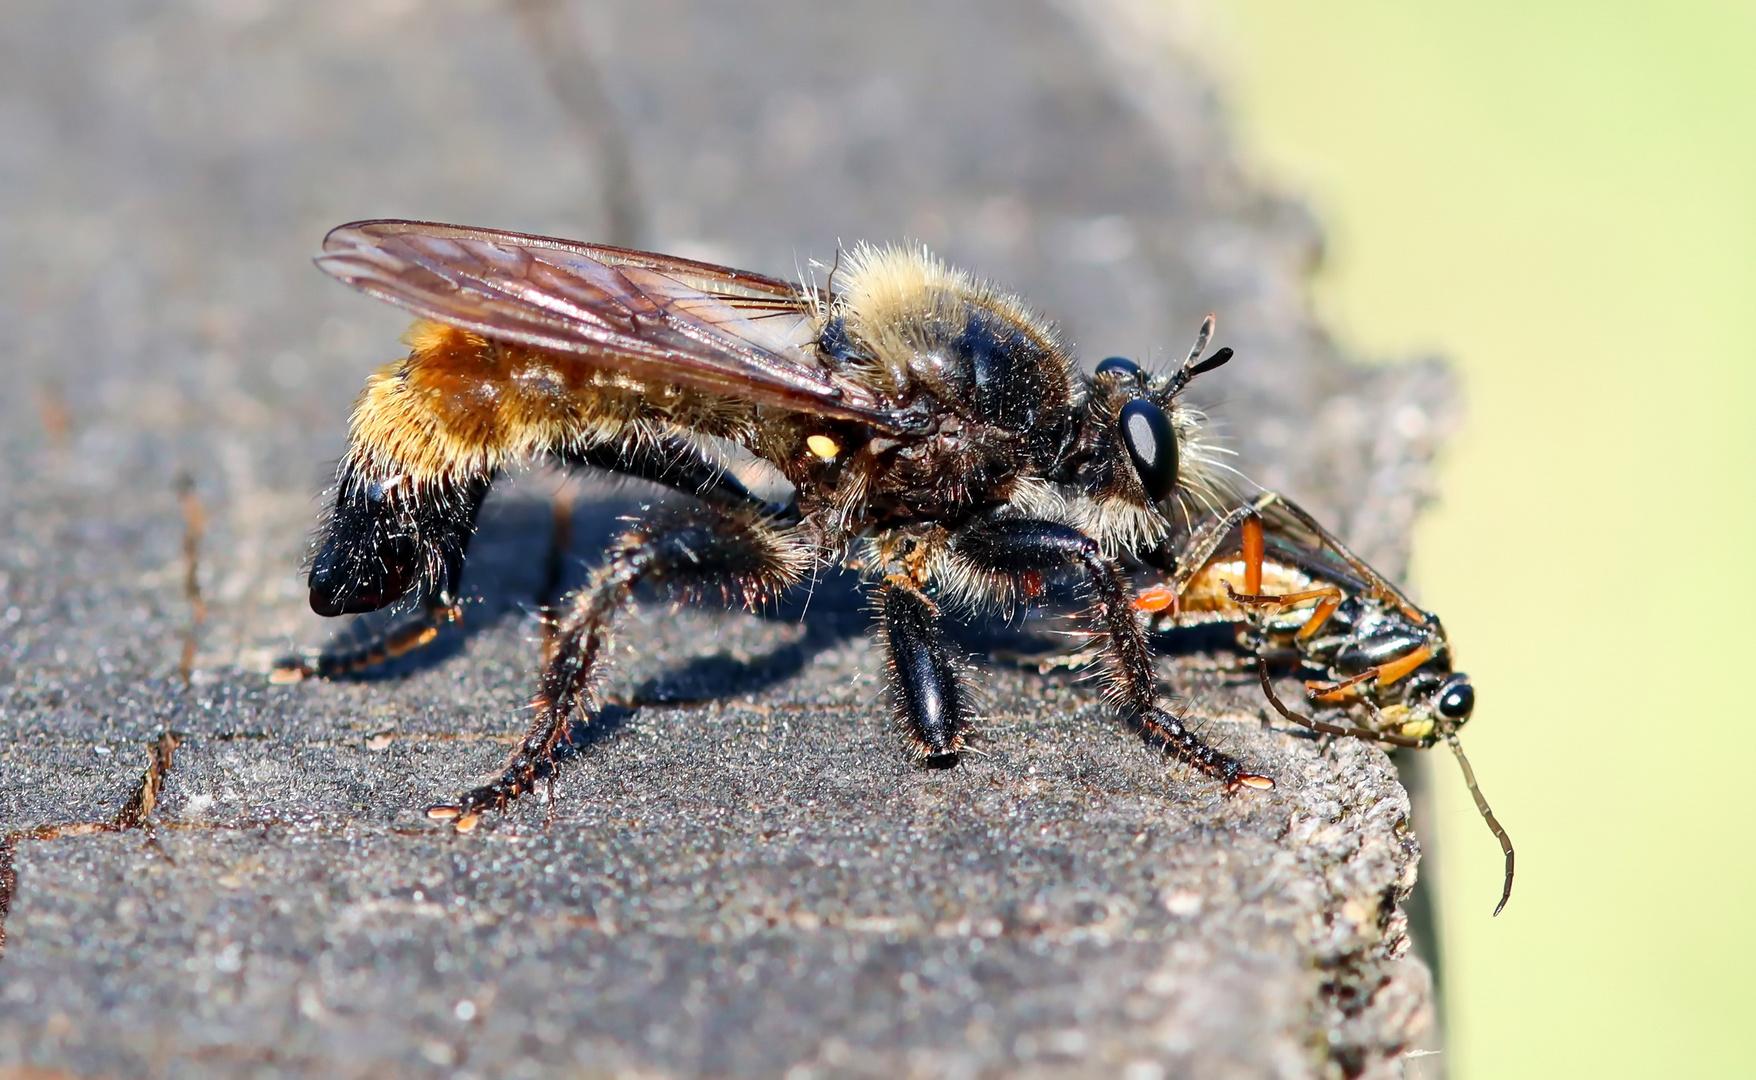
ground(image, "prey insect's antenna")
xmin=1446 ymin=731 xmax=1516 ymax=916
xmin=1159 ymin=314 xmax=1234 ymax=399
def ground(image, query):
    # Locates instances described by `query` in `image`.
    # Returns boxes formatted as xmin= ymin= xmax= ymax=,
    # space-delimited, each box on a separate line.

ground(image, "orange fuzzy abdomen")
xmin=343 ymin=322 xmax=650 ymax=487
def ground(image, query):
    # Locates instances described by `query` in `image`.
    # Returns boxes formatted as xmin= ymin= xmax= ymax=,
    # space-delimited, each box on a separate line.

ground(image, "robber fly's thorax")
xmin=790 ymin=254 xmax=1081 ymax=529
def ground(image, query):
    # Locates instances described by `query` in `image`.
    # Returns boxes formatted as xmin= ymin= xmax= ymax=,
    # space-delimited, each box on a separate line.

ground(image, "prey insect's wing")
xmin=1160 ymin=492 xmax=1380 ymax=607
xmin=1251 ymin=496 xmax=1424 ymax=620
xmin=316 ymin=220 xmax=910 ymax=430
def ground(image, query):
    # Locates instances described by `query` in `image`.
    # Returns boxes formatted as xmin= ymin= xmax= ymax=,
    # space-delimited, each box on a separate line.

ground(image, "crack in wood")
xmin=0 ymin=732 xmax=179 ymax=956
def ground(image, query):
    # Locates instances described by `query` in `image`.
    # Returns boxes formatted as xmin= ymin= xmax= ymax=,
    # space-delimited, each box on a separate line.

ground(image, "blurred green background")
xmin=1191 ymin=1 xmax=1756 ymax=1075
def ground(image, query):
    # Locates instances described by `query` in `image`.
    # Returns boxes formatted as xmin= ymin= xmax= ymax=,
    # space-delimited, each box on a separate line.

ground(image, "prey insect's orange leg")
xmin=1254 ymin=660 xmax=1422 ymax=748
xmin=1305 ymin=643 xmax=1435 ymax=702
xmin=1130 ymin=510 xmax=1272 ymax=618
xmin=1292 ymin=590 xmax=1342 ymax=640
xmin=1372 ymin=643 xmax=1435 ymax=686
xmin=1242 ymin=512 xmax=1264 ymax=598
xmin=1227 ymin=515 xmax=1341 ymax=635
xmin=1224 ymin=581 xmax=1345 ymax=638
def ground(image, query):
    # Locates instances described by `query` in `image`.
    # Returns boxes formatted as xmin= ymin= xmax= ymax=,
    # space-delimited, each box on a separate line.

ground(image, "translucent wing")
xmin=316 ymin=220 xmax=909 ymax=429
xmin=1156 ymin=491 xmax=1424 ymax=624
xmin=1169 ymin=493 xmax=1376 ymax=599
xmin=1251 ymin=496 xmax=1423 ymax=617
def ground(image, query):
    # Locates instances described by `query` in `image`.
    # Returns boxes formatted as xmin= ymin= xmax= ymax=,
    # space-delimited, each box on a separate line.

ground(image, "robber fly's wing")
xmin=316 ymin=220 xmax=908 ymax=429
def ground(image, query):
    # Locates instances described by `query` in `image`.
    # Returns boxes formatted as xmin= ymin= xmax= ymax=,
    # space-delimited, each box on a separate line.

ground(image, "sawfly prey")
xmin=1136 ymin=491 xmax=1515 ymax=914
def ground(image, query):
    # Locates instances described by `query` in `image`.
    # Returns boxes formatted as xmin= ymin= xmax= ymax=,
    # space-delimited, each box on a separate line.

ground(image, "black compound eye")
xmin=1094 ymin=356 xmax=1143 ymax=380
xmin=1436 ymin=675 xmax=1475 ymax=721
xmin=1117 ymin=398 xmax=1178 ymax=503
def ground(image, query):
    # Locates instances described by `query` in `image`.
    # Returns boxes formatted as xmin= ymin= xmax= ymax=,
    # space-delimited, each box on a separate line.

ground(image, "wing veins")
xmin=317 ymin=220 xmax=905 ymax=429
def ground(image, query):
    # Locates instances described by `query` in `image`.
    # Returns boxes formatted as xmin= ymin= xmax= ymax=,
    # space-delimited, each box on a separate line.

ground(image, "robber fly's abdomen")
xmin=344 ymin=321 xmax=756 ymax=494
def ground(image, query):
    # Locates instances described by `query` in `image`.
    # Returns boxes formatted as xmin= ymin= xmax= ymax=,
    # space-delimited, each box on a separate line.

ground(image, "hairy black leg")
xmin=953 ymin=518 xmax=1271 ymax=791
xmin=878 ymin=581 xmax=971 ymax=763
xmin=272 ymin=596 xmax=463 ymax=683
xmin=427 ymin=506 xmax=809 ymax=830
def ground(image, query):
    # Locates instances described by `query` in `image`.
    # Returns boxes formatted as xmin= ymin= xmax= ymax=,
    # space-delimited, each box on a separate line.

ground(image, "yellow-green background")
xmin=1186 ymin=1 xmax=1755 ymax=1075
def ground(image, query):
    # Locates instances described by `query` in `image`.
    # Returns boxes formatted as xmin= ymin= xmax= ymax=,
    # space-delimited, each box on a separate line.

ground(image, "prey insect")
xmin=1135 ymin=491 xmax=1515 ymax=914
xmin=279 ymin=219 xmax=1270 ymax=830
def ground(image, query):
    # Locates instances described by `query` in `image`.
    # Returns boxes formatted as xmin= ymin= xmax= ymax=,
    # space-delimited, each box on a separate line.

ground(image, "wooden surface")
xmin=0 ymin=2 xmax=1451 ymax=1076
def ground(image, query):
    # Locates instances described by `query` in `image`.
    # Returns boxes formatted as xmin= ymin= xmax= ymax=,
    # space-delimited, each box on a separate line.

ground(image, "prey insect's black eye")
xmin=1094 ymin=356 xmax=1143 ymax=380
xmin=1437 ymin=675 xmax=1475 ymax=721
xmin=1118 ymin=398 xmax=1177 ymax=503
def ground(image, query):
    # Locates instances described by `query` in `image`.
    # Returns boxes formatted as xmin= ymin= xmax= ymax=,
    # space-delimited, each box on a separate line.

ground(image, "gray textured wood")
xmin=0 ymin=1 xmax=1449 ymax=1076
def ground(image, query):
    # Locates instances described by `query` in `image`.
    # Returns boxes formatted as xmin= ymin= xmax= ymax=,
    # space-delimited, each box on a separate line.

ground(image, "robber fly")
xmin=277 ymin=219 xmax=1268 ymax=830
xmin=1135 ymin=491 xmax=1514 ymax=914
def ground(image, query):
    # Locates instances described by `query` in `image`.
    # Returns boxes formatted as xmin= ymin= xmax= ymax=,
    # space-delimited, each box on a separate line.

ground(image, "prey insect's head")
xmin=1379 ymin=651 xmax=1476 ymax=743
xmin=1431 ymin=671 xmax=1476 ymax=728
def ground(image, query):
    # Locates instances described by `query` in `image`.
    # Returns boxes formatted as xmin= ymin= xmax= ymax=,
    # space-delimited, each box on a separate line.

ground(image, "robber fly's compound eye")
xmin=1436 ymin=674 xmax=1475 ymax=721
xmin=1117 ymin=398 xmax=1178 ymax=503
xmin=1094 ymin=356 xmax=1143 ymax=381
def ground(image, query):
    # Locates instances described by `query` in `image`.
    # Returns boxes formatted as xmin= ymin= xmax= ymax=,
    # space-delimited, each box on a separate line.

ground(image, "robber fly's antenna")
xmin=1446 ymin=731 xmax=1516 ymax=916
xmin=1159 ymin=314 xmax=1234 ymax=399
xmin=1184 ymin=314 xmax=1214 ymax=369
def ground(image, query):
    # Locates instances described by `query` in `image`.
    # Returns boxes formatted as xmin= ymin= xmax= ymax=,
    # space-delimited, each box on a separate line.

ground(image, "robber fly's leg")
xmin=427 ymin=507 xmax=808 ymax=831
xmin=271 ymin=596 xmax=464 ymax=683
xmin=546 ymin=437 xmax=784 ymax=658
xmin=954 ymin=519 xmax=1272 ymax=792
xmin=877 ymin=580 xmax=972 ymax=763
xmin=279 ymin=439 xmax=780 ymax=684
